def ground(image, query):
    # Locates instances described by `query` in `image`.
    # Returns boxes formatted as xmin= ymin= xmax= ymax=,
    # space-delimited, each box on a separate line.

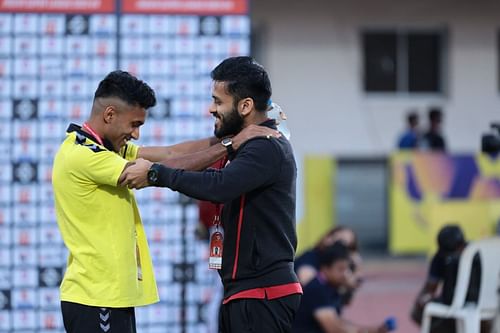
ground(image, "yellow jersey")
xmin=52 ymin=124 xmax=158 ymax=307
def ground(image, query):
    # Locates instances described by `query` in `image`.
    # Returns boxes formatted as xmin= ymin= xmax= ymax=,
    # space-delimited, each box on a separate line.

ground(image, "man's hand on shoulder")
xmin=232 ymin=124 xmax=281 ymax=150
xmin=119 ymin=158 xmax=153 ymax=189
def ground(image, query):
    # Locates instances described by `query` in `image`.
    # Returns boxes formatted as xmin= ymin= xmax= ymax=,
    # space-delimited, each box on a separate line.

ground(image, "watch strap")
xmin=225 ymin=143 xmax=234 ymax=155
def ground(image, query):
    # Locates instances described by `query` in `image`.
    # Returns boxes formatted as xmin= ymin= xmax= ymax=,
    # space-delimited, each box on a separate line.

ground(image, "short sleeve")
xmin=428 ymin=253 xmax=445 ymax=282
xmin=70 ymin=146 xmax=129 ymax=187
xmin=120 ymin=142 xmax=139 ymax=161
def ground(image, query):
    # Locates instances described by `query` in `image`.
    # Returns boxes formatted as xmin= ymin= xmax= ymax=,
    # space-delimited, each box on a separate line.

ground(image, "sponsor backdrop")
xmin=0 ymin=0 xmax=249 ymax=331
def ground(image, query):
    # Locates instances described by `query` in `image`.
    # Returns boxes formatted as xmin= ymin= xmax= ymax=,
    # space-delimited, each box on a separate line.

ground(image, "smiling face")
xmin=103 ymin=102 xmax=146 ymax=152
xmin=209 ymin=81 xmax=244 ymax=138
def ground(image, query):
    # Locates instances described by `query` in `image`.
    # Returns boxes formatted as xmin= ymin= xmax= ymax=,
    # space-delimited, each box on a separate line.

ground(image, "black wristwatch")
xmin=221 ymin=137 xmax=234 ymax=155
xmin=147 ymin=163 xmax=162 ymax=185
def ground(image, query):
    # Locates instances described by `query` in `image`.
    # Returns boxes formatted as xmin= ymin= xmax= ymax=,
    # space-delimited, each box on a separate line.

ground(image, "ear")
xmin=238 ymin=98 xmax=254 ymax=117
xmin=102 ymin=106 xmax=116 ymax=124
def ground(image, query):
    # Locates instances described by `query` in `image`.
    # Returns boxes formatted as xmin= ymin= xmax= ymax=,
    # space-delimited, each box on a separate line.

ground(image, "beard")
xmin=214 ymin=105 xmax=244 ymax=138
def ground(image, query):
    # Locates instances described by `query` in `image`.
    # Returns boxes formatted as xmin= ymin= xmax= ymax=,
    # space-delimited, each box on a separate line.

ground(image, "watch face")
xmin=221 ymin=138 xmax=232 ymax=146
xmin=148 ymin=168 xmax=158 ymax=184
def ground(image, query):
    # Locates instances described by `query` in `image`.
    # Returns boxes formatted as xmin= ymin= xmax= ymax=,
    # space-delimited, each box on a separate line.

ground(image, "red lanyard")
xmin=208 ymin=157 xmax=229 ymax=270
xmin=212 ymin=157 xmax=228 ymax=229
xmin=213 ymin=204 xmax=222 ymax=229
xmin=82 ymin=123 xmax=104 ymax=146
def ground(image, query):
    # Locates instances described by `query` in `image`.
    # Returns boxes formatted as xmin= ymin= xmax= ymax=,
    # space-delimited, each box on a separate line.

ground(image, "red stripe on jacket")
xmin=231 ymin=195 xmax=245 ymax=280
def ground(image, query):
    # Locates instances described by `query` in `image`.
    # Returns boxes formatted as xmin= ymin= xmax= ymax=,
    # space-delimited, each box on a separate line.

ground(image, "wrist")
xmin=209 ymin=136 xmax=220 ymax=146
xmin=147 ymin=163 xmax=162 ymax=185
xmin=221 ymin=137 xmax=235 ymax=155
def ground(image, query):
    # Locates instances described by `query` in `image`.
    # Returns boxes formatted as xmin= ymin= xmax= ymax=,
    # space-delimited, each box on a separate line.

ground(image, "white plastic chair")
xmin=492 ymin=274 xmax=500 ymax=333
xmin=421 ymin=237 xmax=500 ymax=333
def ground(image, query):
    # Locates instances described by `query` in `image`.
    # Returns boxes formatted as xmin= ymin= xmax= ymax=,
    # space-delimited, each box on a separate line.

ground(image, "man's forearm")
xmin=147 ymin=138 xmax=278 ymax=203
xmin=138 ymin=136 xmax=219 ymax=162
xmin=138 ymin=125 xmax=279 ymax=163
xmin=159 ymin=143 xmax=226 ymax=171
xmin=152 ymin=163 xmax=232 ymax=203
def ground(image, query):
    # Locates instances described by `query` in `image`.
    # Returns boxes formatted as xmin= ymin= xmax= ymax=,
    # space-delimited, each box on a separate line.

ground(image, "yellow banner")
xmin=390 ymin=152 xmax=500 ymax=254
xmin=296 ymin=156 xmax=335 ymax=255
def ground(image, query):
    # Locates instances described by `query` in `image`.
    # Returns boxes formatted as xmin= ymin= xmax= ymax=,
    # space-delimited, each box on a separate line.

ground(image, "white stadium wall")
xmin=252 ymin=0 xmax=500 ymax=157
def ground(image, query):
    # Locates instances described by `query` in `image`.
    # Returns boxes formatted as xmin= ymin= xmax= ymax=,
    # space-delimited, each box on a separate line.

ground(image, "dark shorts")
xmin=61 ymin=301 xmax=136 ymax=333
xmin=219 ymin=294 xmax=301 ymax=333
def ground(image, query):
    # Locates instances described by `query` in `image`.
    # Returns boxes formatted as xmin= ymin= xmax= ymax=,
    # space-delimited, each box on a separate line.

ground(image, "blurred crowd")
xmin=397 ymin=107 xmax=446 ymax=151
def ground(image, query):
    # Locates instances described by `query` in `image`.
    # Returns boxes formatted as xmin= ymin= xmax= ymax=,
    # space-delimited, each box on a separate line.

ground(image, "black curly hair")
xmin=210 ymin=56 xmax=271 ymax=112
xmin=318 ymin=241 xmax=350 ymax=268
xmin=94 ymin=70 xmax=156 ymax=109
xmin=437 ymin=224 xmax=465 ymax=253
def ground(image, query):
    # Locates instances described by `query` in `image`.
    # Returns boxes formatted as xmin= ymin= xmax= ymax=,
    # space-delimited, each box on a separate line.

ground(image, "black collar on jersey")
xmin=66 ymin=123 xmax=115 ymax=152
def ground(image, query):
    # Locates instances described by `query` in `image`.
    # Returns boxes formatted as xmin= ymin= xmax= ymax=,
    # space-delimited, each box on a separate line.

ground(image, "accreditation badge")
xmin=209 ymin=230 xmax=223 ymax=270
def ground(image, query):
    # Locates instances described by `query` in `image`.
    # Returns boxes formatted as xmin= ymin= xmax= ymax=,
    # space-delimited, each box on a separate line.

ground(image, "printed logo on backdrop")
xmin=14 ymin=228 xmax=36 ymax=247
xmin=66 ymin=15 xmax=89 ymax=35
xmin=0 ymin=290 xmax=11 ymax=310
xmin=199 ymin=16 xmax=221 ymax=36
xmin=12 ymin=162 xmax=37 ymax=184
xmin=172 ymin=263 xmax=195 ymax=283
xmin=41 ymin=311 xmax=60 ymax=329
xmin=12 ymin=309 xmax=37 ymax=330
xmin=39 ymin=267 xmax=63 ymax=288
xmin=149 ymin=99 xmax=171 ymax=119
xmin=0 ymin=269 xmax=10 ymax=289
xmin=14 ymin=247 xmax=37 ymax=266
xmin=12 ymin=99 xmax=37 ymax=120
xmin=40 ymin=288 xmax=60 ymax=308
xmin=12 ymin=288 xmax=37 ymax=309
xmin=0 ymin=207 xmax=11 ymax=229
xmin=197 ymin=301 xmax=207 ymax=323
xmin=13 ymin=185 xmax=37 ymax=205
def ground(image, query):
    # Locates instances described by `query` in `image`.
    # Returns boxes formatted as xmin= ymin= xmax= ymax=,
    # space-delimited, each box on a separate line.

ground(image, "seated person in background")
xmin=411 ymin=224 xmax=483 ymax=333
xmin=293 ymin=242 xmax=389 ymax=333
xmin=295 ymin=226 xmax=363 ymax=305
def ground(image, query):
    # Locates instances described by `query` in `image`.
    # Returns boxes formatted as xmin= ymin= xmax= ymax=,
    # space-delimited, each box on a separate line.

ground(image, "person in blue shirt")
xmin=397 ymin=111 xmax=420 ymax=149
xmin=294 ymin=226 xmax=363 ymax=308
xmin=293 ymin=242 xmax=388 ymax=333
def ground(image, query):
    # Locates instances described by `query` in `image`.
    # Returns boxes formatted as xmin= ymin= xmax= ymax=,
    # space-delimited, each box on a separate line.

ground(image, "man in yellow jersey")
xmin=52 ymin=70 xmax=278 ymax=333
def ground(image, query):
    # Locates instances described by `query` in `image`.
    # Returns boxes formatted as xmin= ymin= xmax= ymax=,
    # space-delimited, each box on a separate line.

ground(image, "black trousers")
xmin=61 ymin=301 xmax=136 ymax=333
xmin=219 ymin=294 xmax=301 ymax=333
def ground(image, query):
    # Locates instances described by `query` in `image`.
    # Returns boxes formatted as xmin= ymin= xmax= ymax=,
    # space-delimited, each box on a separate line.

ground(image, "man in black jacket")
xmin=121 ymin=56 xmax=302 ymax=332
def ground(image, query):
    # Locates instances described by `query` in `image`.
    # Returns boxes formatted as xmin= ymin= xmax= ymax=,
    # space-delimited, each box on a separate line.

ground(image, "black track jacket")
xmin=153 ymin=119 xmax=299 ymax=299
